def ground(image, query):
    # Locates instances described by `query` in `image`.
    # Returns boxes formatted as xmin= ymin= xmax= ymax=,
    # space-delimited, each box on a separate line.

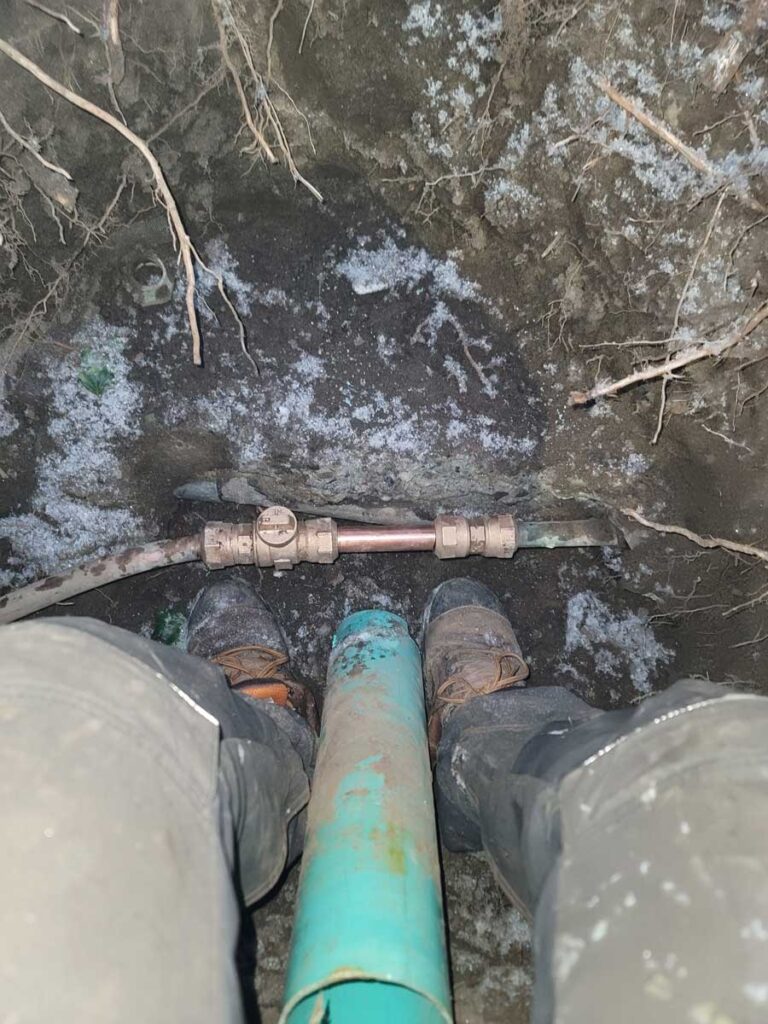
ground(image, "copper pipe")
xmin=336 ymin=524 xmax=436 ymax=553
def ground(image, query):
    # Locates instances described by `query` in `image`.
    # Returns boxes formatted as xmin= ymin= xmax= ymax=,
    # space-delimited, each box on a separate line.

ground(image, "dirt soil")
xmin=2 ymin=1 xmax=768 ymax=1021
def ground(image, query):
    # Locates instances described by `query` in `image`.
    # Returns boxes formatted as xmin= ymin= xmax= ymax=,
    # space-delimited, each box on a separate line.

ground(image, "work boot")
xmin=422 ymin=577 xmax=598 ymax=861
xmin=422 ymin=577 xmax=529 ymax=759
xmin=187 ymin=577 xmax=319 ymax=746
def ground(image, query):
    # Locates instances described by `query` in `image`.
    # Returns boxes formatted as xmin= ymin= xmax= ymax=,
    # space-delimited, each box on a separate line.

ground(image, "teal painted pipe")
xmin=280 ymin=610 xmax=452 ymax=1024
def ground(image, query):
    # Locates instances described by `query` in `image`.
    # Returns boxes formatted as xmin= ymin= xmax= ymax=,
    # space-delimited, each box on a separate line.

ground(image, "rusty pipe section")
xmin=0 ymin=536 xmax=202 ymax=626
xmin=202 ymin=505 xmax=619 ymax=570
xmin=516 ymin=517 xmax=620 ymax=549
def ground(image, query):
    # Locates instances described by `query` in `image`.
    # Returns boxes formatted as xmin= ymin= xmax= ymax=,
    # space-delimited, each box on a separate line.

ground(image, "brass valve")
xmin=203 ymin=506 xmax=338 ymax=571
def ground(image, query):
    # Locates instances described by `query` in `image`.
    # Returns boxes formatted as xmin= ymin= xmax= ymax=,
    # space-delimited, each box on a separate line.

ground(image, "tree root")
xmin=1 ymin=176 xmax=127 ymax=372
xmin=0 ymin=35 xmax=247 ymax=366
xmin=570 ymin=301 xmax=768 ymax=406
xmin=597 ymin=78 xmax=766 ymax=215
xmin=623 ymin=508 xmax=768 ymax=566
xmin=624 ymin=508 xmax=768 ymax=616
xmin=21 ymin=0 xmax=82 ymax=34
xmin=0 ymin=109 xmax=73 ymax=183
xmin=212 ymin=0 xmax=323 ymax=202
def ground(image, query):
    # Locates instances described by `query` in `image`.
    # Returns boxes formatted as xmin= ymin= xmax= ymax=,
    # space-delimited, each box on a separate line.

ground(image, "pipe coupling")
xmin=202 ymin=507 xmax=338 ymax=570
xmin=202 ymin=521 xmax=254 ymax=568
xmin=434 ymin=514 xmax=517 ymax=559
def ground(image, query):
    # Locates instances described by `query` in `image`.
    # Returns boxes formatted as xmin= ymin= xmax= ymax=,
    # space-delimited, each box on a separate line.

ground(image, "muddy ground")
xmin=1 ymin=1 xmax=767 ymax=1021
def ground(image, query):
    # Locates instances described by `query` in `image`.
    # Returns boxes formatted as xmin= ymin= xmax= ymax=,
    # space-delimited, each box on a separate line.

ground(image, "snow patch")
xmin=564 ymin=590 xmax=673 ymax=693
xmin=403 ymin=1 xmax=444 ymax=40
xmin=443 ymin=354 xmax=468 ymax=393
xmin=0 ymin=405 xmax=18 ymax=437
xmin=337 ymin=236 xmax=478 ymax=300
xmin=201 ymin=238 xmax=256 ymax=315
xmin=1 ymin=319 xmax=145 ymax=580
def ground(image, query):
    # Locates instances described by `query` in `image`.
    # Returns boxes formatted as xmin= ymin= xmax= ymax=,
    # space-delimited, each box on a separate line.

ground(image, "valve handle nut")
xmin=256 ymin=506 xmax=298 ymax=547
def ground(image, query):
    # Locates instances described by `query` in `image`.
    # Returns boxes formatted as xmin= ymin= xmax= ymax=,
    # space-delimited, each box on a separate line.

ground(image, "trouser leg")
xmin=0 ymin=618 xmax=310 ymax=1024
xmin=436 ymin=678 xmax=768 ymax=1024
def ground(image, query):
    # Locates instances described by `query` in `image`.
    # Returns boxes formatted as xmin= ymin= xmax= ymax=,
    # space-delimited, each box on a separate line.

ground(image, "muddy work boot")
xmin=187 ymin=577 xmax=319 ymax=738
xmin=422 ymin=577 xmax=529 ymax=758
xmin=423 ymin=577 xmax=598 ymax=859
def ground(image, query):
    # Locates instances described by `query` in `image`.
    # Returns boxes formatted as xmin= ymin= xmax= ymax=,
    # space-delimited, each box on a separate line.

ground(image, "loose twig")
xmin=298 ymin=0 xmax=315 ymax=54
xmin=650 ymin=374 xmax=670 ymax=444
xmin=103 ymin=0 xmax=125 ymax=86
xmin=725 ymin=212 xmax=768 ymax=286
xmin=597 ymin=78 xmax=766 ymax=214
xmin=622 ymin=508 xmax=768 ymax=566
xmin=598 ymin=78 xmax=712 ymax=175
xmin=266 ymin=0 xmax=285 ymax=83
xmin=570 ymin=301 xmax=768 ymax=406
xmin=672 ymin=190 xmax=725 ymax=334
xmin=462 ymin=340 xmax=496 ymax=398
xmin=147 ymin=70 xmax=226 ymax=143
xmin=732 ymin=631 xmax=768 ymax=648
xmin=0 ymin=108 xmax=72 ymax=181
xmin=0 ymin=36 xmax=207 ymax=363
xmin=22 ymin=0 xmax=82 ymax=34
xmin=701 ymin=424 xmax=753 ymax=453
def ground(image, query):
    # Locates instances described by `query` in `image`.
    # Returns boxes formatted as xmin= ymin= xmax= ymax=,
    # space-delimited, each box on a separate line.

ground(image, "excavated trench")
xmin=2 ymin=2 xmax=767 ymax=1020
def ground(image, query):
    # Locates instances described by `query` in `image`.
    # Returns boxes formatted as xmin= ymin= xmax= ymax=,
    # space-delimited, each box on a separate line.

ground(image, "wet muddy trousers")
xmin=2 ymin=620 xmax=768 ymax=1023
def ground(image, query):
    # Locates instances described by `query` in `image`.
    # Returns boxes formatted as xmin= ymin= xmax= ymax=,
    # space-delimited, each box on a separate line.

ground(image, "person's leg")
xmin=425 ymin=578 xmax=768 ymax=1024
xmin=0 ymin=579 xmax=313 ymax=1024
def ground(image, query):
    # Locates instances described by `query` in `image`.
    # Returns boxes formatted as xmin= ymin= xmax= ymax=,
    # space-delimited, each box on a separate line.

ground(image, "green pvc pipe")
xmin=279 ymin=609 xmax=452 ymax=1024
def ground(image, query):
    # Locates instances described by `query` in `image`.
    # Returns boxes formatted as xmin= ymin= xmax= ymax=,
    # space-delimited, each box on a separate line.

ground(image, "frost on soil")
xmin=398 ymin=0 xmax=767 ymax=336
xmin=336 ymin=235 xmax=478 ymax=299
xmin=1 ymin=319 xmax=146 ymax=585
xmin=160 ymin=238 xmax=539 ymax=505
xmin=563 ymin=590 xmax=673 ymax=694
xmin=0 ymin=405 xmax=18 ymax=439
xmin=445 ymin=852 xmax=532 ymax=1019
